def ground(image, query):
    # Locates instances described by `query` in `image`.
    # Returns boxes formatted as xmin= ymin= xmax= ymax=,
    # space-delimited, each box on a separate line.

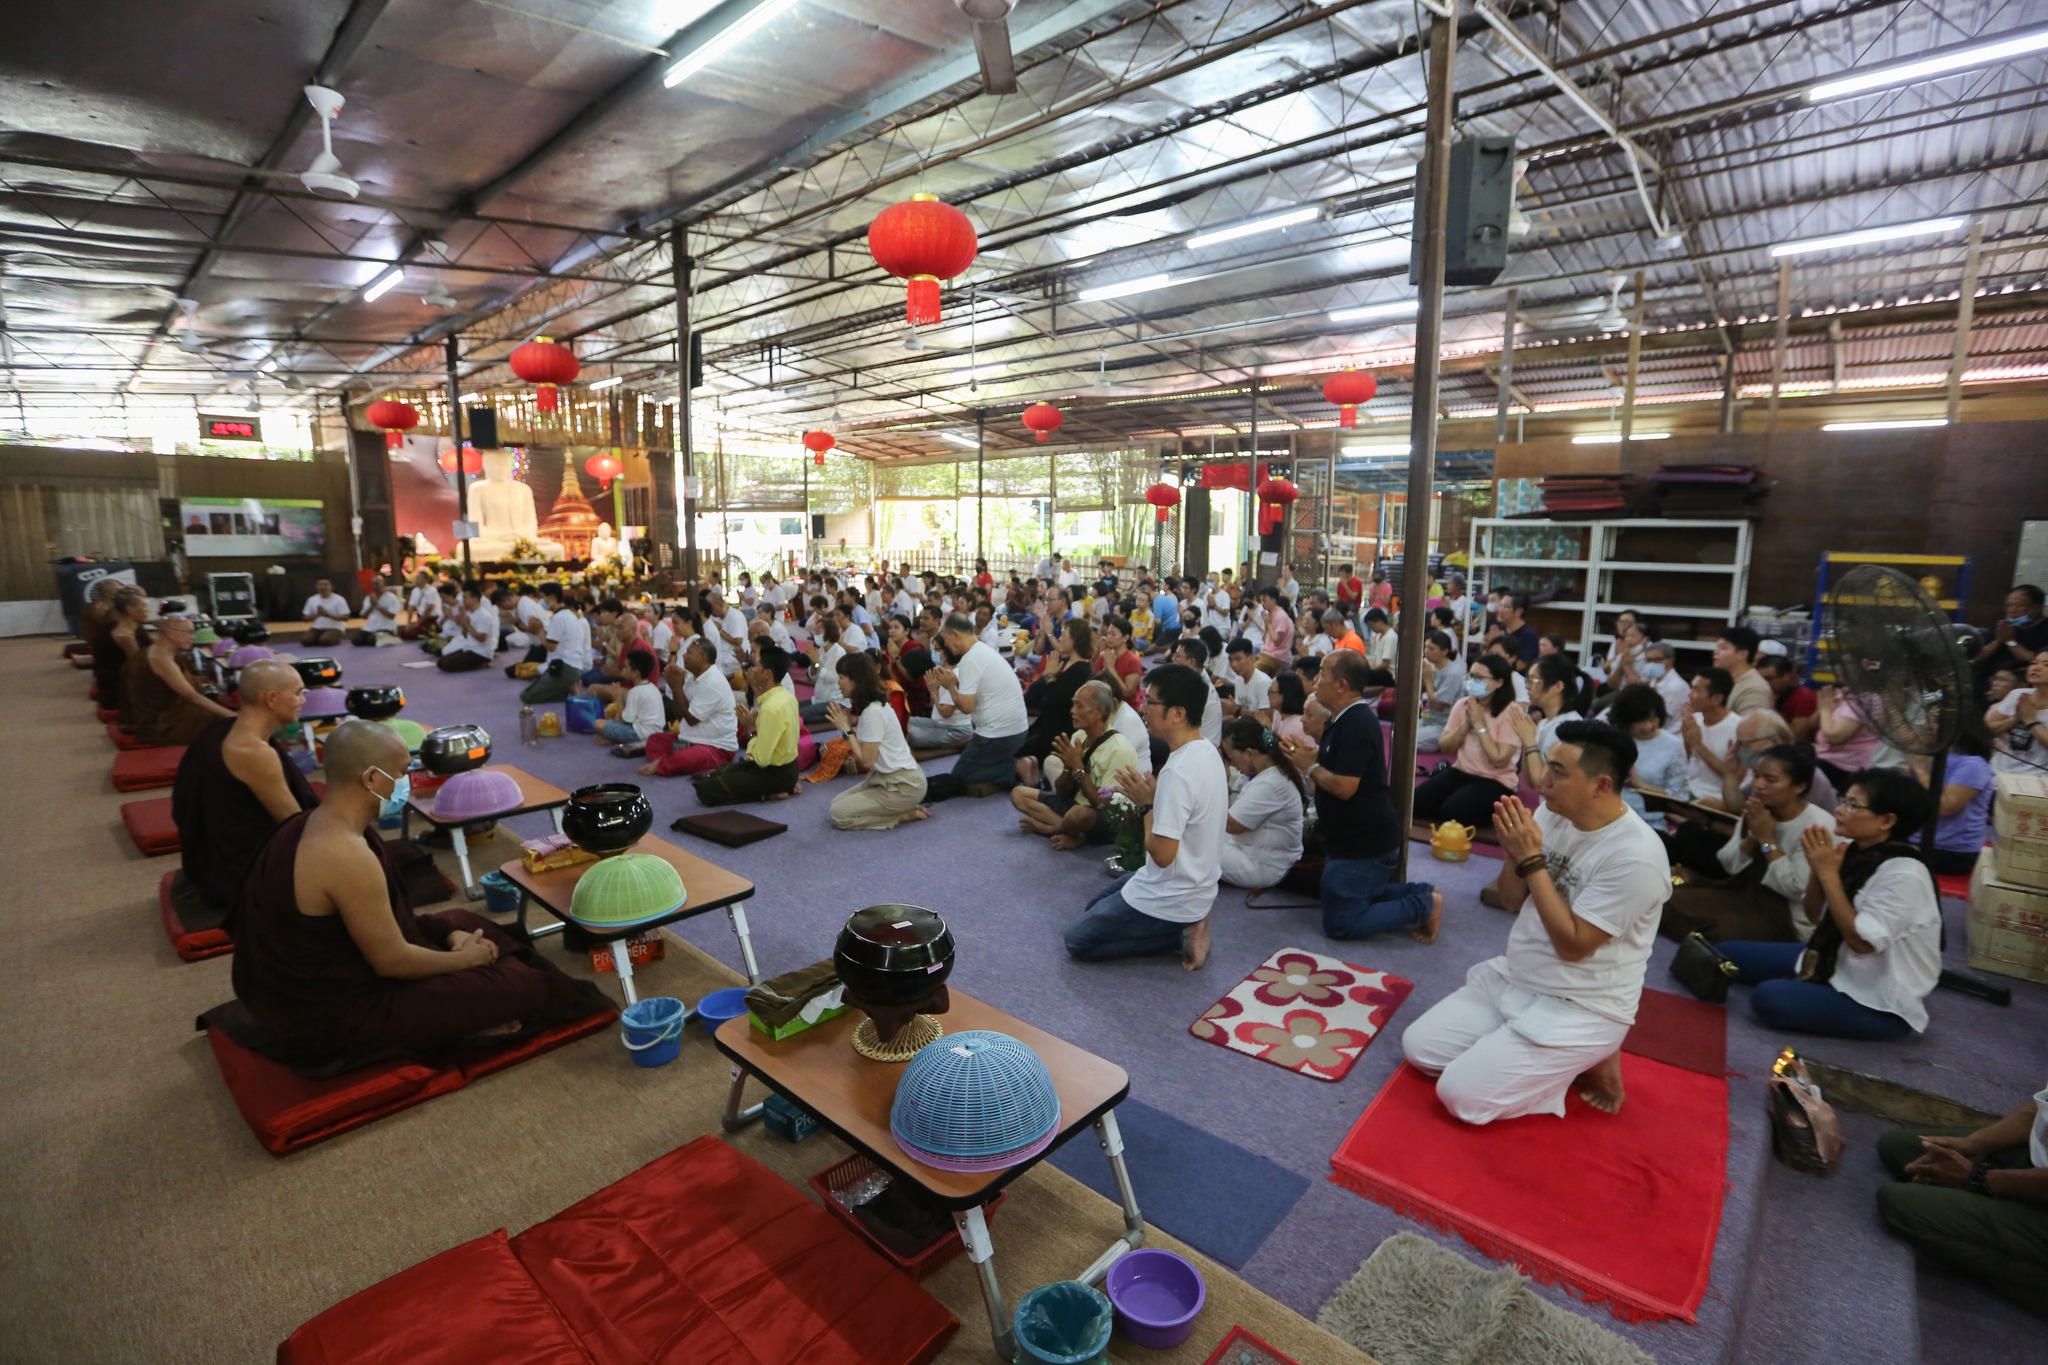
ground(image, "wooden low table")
xmin=500 ymin=832 xmax=762 ymax=1007
xmin=714 ymin=990 xmax=1139 ymax=1361
xmin=403 ymin=763 xmax=570 ymax=897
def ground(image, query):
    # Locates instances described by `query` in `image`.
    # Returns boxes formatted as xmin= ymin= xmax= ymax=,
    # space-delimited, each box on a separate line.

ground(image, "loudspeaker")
xmin=467 ymin=406 xmax=500 ymax=449
xmin=690 ymin=334 xmax=705 ymax=391
xmin=1411 ymin=135 xmax=1514 ymax=287
xmin=810 ymin=513 xmax=826 ymax=540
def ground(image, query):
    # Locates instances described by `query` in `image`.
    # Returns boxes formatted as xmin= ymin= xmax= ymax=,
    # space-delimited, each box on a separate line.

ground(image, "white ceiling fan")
xmin=956 ymin=0 xmax=1019 ymax=95
xmin=301 ymin=85 xmax=360 ymax=199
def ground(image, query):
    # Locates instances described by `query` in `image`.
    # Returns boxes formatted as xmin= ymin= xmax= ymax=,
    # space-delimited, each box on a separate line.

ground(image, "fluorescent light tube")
xmin=1329 ymin=299 xmax=1419 ymax=323
xmin=1186 ymin=206 xmax=1319 ymax=250
xmin=588 ymin=375 xmax=624 ymax=389
xmin=1343 ymin=444 xmax=1410 ymax=457
xmin=664 ymin=0 xmax=802 ymax=88
xmin=1770 ymin=218 xmax=1966 ymax=257
xmin=1808 ymin=28 xmax=2048 ymax=102
xmin=257 ymin=358 xmax=277 ymax=373
xmin=1079 ymin=273 xmax=1174 ymax=303
xmin=1820 ymin=418 xmax=1949 ymax=432
xmin=1572 ymin=432 xmax=1670 ymax=443
xmin=939 ymin=432 xmax=981 ymax=448
xmin=362 ymin=268 xmax=404 ymax=302
xmin=459 ymin=392 xmax=484 ymax=403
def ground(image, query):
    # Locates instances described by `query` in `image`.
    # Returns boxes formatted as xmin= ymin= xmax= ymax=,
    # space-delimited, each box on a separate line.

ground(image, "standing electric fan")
xmin=1823 ymin=565 xmax=2007 ymax=1004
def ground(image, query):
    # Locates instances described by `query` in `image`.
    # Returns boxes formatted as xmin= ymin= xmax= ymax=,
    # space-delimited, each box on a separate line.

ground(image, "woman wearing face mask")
xmin=1413 ymin=654 xmax=1524 ymax=828
xmin=1639 ymin=638 xmax=1690 ymax=732
xmin=1509 ymin=653 xmax=1592 ymax=787
xmin=1714 ymin=769 xmax=1941 ymax=1040
xmin=1606 ymin=684 xmax=1690 ymax=827
xmin=1416 ymin=630 xmax=1466 ymax=752
xmin=1661 ymin=743 xmax=1836 ymax=942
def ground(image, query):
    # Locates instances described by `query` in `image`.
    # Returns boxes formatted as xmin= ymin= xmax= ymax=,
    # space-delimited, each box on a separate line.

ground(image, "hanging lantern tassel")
xmin=1022 ymin=402 xmax=1063 ymax=443
xmin=803 ymin=430 xmax=836 ymax=469
xmin=510 ymin=337 xmax=580 ymax=413
xmin=1321 ymin=370 xmax=1378 ymax=428
xmin=868 ymin=195 xmax=979 ymax=326
xmin=365 ymin=399 xmax=419 ymax=451
xmin=1257 ymin=477 xmax=1299 ymax=536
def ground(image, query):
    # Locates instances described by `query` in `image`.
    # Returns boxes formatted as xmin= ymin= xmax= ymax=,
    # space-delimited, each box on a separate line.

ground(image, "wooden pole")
xmin=443 ymin=336 xmax=470 ymax=577
xmin=1946 ymin=221 xmax=1984 ymax=423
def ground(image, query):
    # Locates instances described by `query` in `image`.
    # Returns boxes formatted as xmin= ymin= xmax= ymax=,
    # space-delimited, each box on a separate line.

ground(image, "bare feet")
xmin=637 ymin=761 xmax=662 ymax=776
xmin=470 ymin=1021 xmax=523 ymax=1040
xmin=1049 ymin=833 xmax=1081 ymax=851
xmin=1182 ymin=918 xmax=1212 ymax=971
xmin=1576 ymin=1052 xmax=1626 ymax=1114
xmin=903 ymin=806 xmax=930 ymax=822
xmin=1412 ymin=889 xmax=1444 ymax=943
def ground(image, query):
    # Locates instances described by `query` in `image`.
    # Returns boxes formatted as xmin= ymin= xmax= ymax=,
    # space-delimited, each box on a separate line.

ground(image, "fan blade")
xmin=972 ymin=17 xmax=1018 ymax=94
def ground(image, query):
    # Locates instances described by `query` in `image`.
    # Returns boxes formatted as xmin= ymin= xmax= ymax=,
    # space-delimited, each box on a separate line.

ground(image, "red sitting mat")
xmin=201 ymin=1007 xmax=614 ymax=1155
xmin=106 ymin=722 xmax=159 ymax=751
xmin=96 ymin=707 xmax=121 ymax=723
xmin=1623 ymin=987 xmax=1726 ymax=1078
xmin=112 ymin=745 xmax=184 ymax=791
xmin=279 ymin=1228 xmax=596 ymax=1365
xmin=1331 ymin=1058 xmax=1727 ymax=1322
xmin=125 ymin=798 xmax=180 ymax=856
xmin=161 ymin=871 xmax=233 ymax=961
xmin=1935 ymin=872 xmax=1971 ymax=902
xmin=511 ymin=1136 xmax=958 ymax=1365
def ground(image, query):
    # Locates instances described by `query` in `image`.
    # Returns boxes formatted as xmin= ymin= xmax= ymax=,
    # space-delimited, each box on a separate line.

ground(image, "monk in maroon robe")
xmin=230 ymin=720 xmax=584 ymax=1063
xmin=172 ymin=659 xmax=318 ymax=915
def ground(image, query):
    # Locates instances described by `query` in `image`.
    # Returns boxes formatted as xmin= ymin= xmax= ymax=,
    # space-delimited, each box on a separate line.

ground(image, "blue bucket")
xmin=564 ymin=694 xmax=604 ymax=734
xmin=478 ymin=870 xmax=521 ymax=915
xmin=1013 ymin=1281 xmax=1113 ymax=1365
xmin=695 ymin=987 xmax=750 ymax=1032
xmin=620 ymin=996 xmax=686 ymax=1068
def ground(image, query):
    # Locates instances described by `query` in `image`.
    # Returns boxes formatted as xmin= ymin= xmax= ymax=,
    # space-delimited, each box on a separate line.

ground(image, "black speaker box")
xmin=810 ymin=513 xmax=826 ymax=539
xmin=1411 ymin=135 xmax=1514 ymax=287
xmin=467 ymin=406 xmax=500 ymax=448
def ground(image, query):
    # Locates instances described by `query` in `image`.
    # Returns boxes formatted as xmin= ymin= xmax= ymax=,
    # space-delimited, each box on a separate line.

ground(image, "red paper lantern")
xmin=365 ymin=399 xmax=418 ymax=451
xmin=1021 ymin=402 xmax=1063 ymax=443
xmin=1143 ymin=482 xmax=1181 ymax=524
xmin=1256 ymin=476 xmax=1299 ymax=535
xmin=867 ymin=194 xmax=978 ymax=326
xmin=1322 ymin=370 xmax=1378 ymax=428
xmin=509 ymin=337 xmax=579 ymax=412
xmin=803 ymin=430 xmax=835 ymax=468
xmin=437 ymin=445 xmax=483 ymax=476
xmin=585 ymin=451 xmax=624 ymax=488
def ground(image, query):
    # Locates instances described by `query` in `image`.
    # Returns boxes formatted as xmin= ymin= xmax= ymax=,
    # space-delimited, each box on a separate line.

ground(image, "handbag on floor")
xmin=1766 ymin=1049 xmax=1845 ymax=1174
xmin=1669 ymin=931 xmax=1739 ymax=1003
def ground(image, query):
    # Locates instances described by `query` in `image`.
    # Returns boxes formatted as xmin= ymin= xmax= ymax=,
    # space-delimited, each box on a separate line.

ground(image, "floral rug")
xmin=1190 ymin=948 xmax=1414 ymax=1083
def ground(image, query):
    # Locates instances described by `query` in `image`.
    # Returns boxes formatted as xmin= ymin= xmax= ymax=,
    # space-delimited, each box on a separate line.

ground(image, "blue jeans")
xmin=1718 ymin=941 xmax=1914 ymax=1041
xmin=924 ymin=730 xmax=1026 ymax=802
xmin=1064 ymin=872 xmax=1188 ymax=961
xmin=597 ymin=719 xmax=641 ymax=743
xmin=1321 ymin=850 xmax=1434 ymax=940
xmin=580 ymin=665 xmax=610 ymax=686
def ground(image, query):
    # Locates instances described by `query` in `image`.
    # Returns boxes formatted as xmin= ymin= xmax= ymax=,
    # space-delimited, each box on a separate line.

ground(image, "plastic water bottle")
xmin=519 ymin=705 xmax=538 ymax=746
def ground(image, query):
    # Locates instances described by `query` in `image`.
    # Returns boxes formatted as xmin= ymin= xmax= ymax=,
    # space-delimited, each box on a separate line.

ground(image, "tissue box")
xmin=762 ymin=1093 xmax=819 ymax=1143
xmin=748 ymin=1000 xmax=851 ymax=1042
xmin=520 ymin=833 xmax=596 ymax=874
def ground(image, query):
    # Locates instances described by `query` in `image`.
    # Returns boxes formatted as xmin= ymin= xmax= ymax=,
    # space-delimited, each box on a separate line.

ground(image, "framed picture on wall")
xmin=181 ymin=497 xmax=325 ymax=557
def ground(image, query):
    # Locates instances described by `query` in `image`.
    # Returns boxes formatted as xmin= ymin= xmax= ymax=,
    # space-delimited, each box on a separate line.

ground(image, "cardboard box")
xmin=1968 ymin=849 xmax=2048 ymax=984
xmin=1992 ymin=773 xmax=2048 ymax=889
xmin=589 ymin=929 xmax=666 ymax=974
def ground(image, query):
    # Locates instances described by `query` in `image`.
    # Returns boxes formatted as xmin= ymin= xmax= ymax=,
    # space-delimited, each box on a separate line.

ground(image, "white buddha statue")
xmin=464 ymin=449 xmax=561 ymax=560
xmin=589 ymin=521 xmax=622 ymax=571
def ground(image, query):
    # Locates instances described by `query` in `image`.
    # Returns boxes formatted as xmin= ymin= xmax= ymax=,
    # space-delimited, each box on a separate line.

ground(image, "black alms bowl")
xmin=834 ymin=905 xmax=956 ymax=1008
xmin=420 ymin=723 xmax=493 ymax=776
xmin=561 ymin=782 xmax=653 ymax=855
xmin=345 ymin=684 xmax=405 ymax=720
xmin=293 ymin=657 xmax=342 ymax=687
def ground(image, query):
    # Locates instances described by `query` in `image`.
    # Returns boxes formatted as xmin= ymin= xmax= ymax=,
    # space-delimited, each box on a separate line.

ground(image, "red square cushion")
xmin=112 ymin=746 xmax=184 ymax=791
xmin=510 ymin=1136 xmax=956 ymax=1365
xmin=97 ymin=707 xmax=121 ymax=723
xmin=455 ymin=1008 xmax=617 ymax=1083
xmin=201 ymin=1024 xmax=463 ymax=1155
xmin=160 ymin=870 xmax=231 ymax=961
xmin=125 ymin=798 xmax=180 ymax=856
xmin=278 ymin=1229 xmax=596 ymax=1365
xmin=107 ymin=722 xmax=158 ymax=751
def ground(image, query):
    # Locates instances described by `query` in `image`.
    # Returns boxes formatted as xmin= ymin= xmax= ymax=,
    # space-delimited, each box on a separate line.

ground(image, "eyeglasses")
xmin=1835 ymin=798 xmax=1870 ymax=812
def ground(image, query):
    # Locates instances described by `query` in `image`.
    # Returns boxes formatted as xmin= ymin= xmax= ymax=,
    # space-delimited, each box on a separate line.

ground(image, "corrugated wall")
xmin=0 ymin=446 xmax=165 ymax=601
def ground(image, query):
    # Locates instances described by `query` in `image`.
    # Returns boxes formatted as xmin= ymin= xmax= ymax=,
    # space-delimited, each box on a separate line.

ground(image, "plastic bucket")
xmin=564 ymin=694 xmax=604 ymax=734
xmin=1104 ymin=1247 xmax=1205 ymax=1349
xmin=1013 ymin=1281 xmax=1113 ymax=1365
xmin=478 ymin=870 xmax=521 ymax=915
xmin=620 ymin=996 xmax=685 ymax=1067
xmin=695 ymin=987 xmax=750 ymax=1031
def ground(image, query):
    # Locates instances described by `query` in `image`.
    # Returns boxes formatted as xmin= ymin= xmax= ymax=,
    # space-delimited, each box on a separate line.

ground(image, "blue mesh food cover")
xmin=890 ymin=1030 xmax=1061 ymax=1174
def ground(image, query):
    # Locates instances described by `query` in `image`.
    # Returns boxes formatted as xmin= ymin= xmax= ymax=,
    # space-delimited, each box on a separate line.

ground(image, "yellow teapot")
xmin=1430 ymin=820 xmax=1475 ymax=862
xmin=535 ymin=710 xmax=563 ymax=739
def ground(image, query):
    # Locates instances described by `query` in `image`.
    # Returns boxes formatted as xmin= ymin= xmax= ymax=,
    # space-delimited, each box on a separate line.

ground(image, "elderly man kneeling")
xmin=1012 ymin=680 xmax=1138 ymax=850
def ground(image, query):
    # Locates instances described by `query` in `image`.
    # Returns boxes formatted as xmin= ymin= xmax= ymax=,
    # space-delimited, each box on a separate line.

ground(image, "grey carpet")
xmin=1318 ymin=1233 xmax=1656 ymax=1365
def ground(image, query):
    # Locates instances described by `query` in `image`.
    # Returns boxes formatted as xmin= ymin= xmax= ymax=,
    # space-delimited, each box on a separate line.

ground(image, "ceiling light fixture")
xmin=1572 ymin=431 xmax=1670 ymax=443
xmin=361 ymin=267 xmax=404 ymax=302
xmin=1771 ymin=217 xmax=1967 ymax=257
xmin=459 ymin=392 xmax=484 ymax=403
xmin=1820 ymin=418 xmax=1950 ymax=432
xmin=1186 ymin=206 xmax=1320 ymax=250
xmin=938 ymin=432 xmax=981 ymax=448
xmin=1328 ymin=299 xmax=1419 ymax=323
xmin=1807 ymin=27 xmax=2048 ymax=102
xmin=1079 ymin=273 xmax=1175 ymax=302
xmin=1342 ymin=441 xmax=1411 ymax=456
xmin=300 ymin=85 xmax=360 ymax=199
xmin=663 ymin=0 xmax=802 ymax=88
xmin=588 ymin=375 xmax=624 ymax=390
xmin=257 ymin=358 xmax=278 ymax=374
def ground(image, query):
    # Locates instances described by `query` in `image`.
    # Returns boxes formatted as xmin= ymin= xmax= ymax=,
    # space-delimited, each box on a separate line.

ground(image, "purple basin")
xmin=228 ymin=644 xmax=275 ymax=669
xmin=431 ymin=768 xmax=523 ymax=821
xmin=299 ymin=687 xmax=348 ymax=718
xmin=1104 ymin=1248 xmax=1205 ymax=1349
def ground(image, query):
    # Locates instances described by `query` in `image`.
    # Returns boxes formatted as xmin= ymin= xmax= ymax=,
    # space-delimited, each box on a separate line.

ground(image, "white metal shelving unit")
xmin=1464 ymin=517 xmax=1753 ymax=664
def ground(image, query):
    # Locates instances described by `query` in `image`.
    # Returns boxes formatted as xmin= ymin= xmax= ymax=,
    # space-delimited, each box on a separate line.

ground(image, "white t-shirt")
xmin=649 ymin=619 xmax=674 ymax=658
xmin=547 ymin=607 xmax=593 ymax=671
xmin=1684 ymin=711 xmax=1741 ymax=801
xmin=711 ymin=606 xmax=747 ymax=670
xmin=978 ymin=620 xmax=1001 ymax=650
xmin=2032 ymin=1083 xmax=2048 ymax=1169
xmin=1991 ymin=688 xmax=2046 ymax=775
xmin=361 ymin=591 xmax=402 ymax=632
xmin=304 ymin=592 xmax=350 ymax=627
xmin=443 ymin=600 xmax=499 ymax=658
xmin=1502 ymin=803 xmax=1672 ymax=1024
xmin=1717 ymin=803 xmax=1836 ymax=939
xmin=1194 ymin=680 xmax=1222 ymax=748
xmin=677 ymin=664 xmax=739 ymax=751
xmin=1822 ymin=856 xmax=1941 ymax=1032
xmin=619 ymin=680 xmax=667 ymax=740
xmin=952 ymin=642 xmax=1028 ymax=738
xmin=1655 ymin=670 xmax=1691 ymax=733
xmin=856 ymin=699 xmax=915 ymax=774
xmin=407 ymin=585 xmax=440 ymax=619
xmin=1233 ymin=666 xmax=1274 ymax=716
xmin=1227 ymin=765 xmax=1305 ymax=875
xmin=1111 ymin=697 xmax=1152 ymax=758
xmin=812 ymin=643 xmax=846 ymax=706
xmin=841 ymin=623 xmax=870 ymax=653
xmin=1120 ymin=739 xmax=1228 ymax=926
xmin=514 ymin=596 xmax=546 ymax=633
xmin=1203 ymin=588 xmax=1232 ymax=633
xmin=1364 ymin=629 xmax=1399 ymax=671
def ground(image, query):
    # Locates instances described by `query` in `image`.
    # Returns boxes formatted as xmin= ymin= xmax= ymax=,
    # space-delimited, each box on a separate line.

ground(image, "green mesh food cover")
xmin=568 ymin=853 xmax=687 ymax=928
xmin=379 ymin=718 xmax=428 ymax=750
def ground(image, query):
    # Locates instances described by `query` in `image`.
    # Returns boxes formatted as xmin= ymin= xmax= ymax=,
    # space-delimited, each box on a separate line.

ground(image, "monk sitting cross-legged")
xmin=230 ymin=720 xmax=595 ymax=1064
xmin=172 ymin=659 xmax=319 ymax=917
xmin=121 ymin=613 xmax=235 ymax=746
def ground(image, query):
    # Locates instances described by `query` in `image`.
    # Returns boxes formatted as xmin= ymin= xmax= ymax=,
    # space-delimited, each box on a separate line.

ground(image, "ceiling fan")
xmin=301 ymin=85 xmax=360 ymax=199
xmin=956 ymin=0 xmax=1019 ymax=95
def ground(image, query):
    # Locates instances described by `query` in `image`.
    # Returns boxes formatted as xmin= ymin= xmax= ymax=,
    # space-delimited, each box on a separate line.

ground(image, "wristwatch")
xmin=1757 ymin=841 xmax=1779 ymax=858
xmin=1968 ymin=1159 xmax=1993 ymax=1196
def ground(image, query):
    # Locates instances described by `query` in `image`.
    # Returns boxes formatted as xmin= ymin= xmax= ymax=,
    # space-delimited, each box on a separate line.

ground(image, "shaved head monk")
xmin=230 ymin=720 xmax=596 ymax=1062
xmin=121 ymin=614 xmax=235 ymax=745
xmin=171 ymin=659 xmax=319 ymax=914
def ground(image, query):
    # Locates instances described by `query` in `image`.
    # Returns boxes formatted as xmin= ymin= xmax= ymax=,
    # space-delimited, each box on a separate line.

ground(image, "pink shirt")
xmin=1816 ymin=696 xmax=1882 ymax=770
xmin=1262 ymin=610 xmax=1295 ymax=660
xmin=1448 ymin=697 xmax=1523 ymax=787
